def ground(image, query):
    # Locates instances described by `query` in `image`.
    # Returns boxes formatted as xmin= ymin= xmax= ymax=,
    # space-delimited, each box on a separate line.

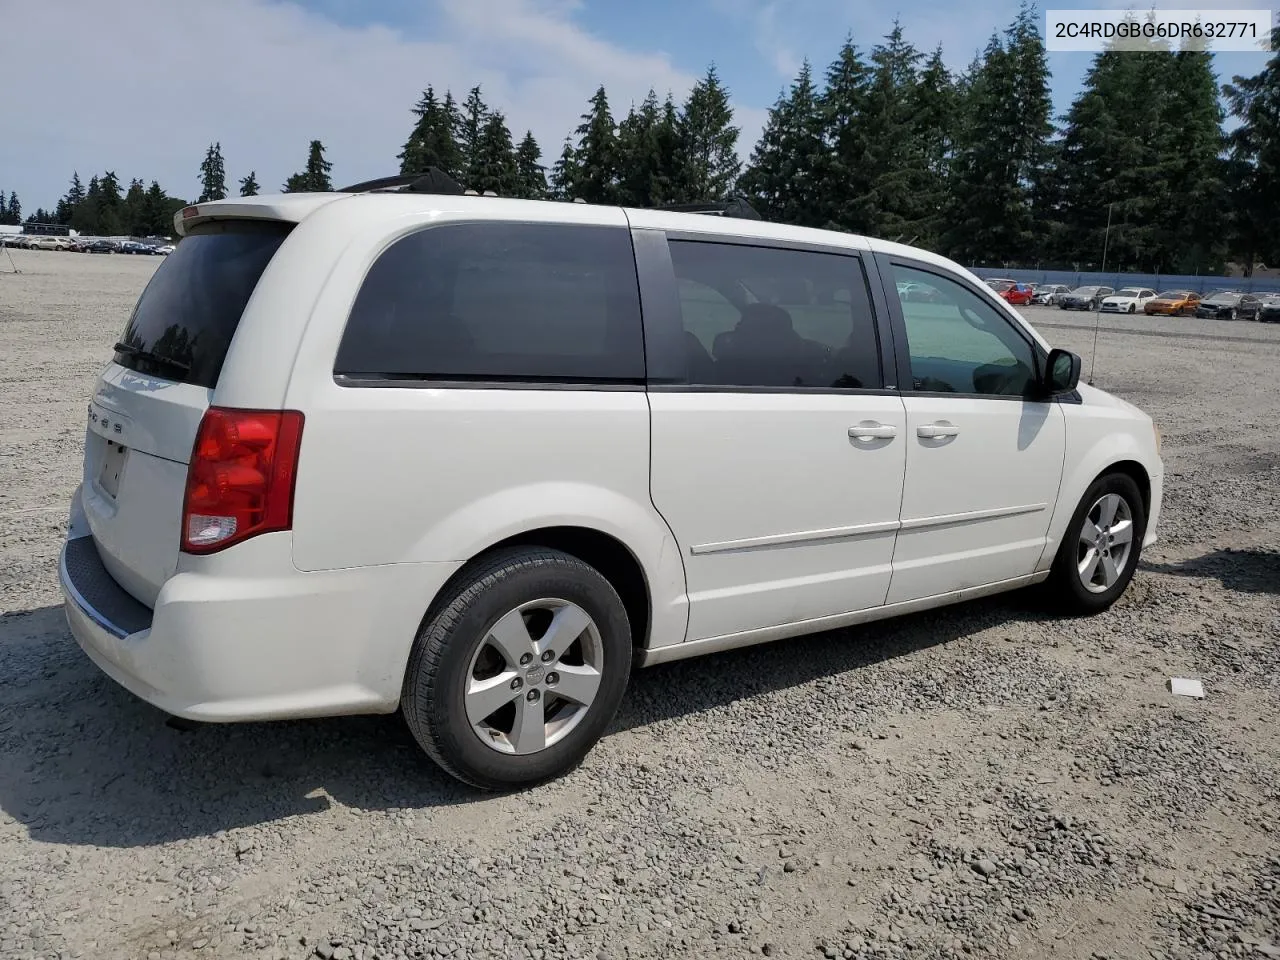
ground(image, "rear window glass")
xmin=334 ymin=222 xmax=644 ymax=383
xmin=114 ymin=220 xmax=292 ymax=389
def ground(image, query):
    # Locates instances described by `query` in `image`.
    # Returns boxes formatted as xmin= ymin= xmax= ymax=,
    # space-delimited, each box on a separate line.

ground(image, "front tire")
xmin=401 ymin=547 xmax=632 ymax=791
xmin=1044 ymin=472 xmax=1146 ymax=615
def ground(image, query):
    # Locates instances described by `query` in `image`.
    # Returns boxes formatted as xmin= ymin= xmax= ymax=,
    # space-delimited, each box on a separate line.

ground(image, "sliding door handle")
xmin=849 ymin=422 xmax=898 ymax=441
xmin=917 ymin=421 xmax=960 ymax=439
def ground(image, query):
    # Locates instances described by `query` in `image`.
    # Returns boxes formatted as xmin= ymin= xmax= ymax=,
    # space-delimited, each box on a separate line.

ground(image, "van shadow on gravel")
xmin=0 ymin=593 xmax=1051 ymax=850
xmin=1142 ymin=548 xmax=1280 ymax=595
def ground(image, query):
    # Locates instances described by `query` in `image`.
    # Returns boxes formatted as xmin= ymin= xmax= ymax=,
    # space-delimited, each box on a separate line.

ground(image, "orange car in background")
xmin=1144 ymin=290 xmax=1201 ymax=315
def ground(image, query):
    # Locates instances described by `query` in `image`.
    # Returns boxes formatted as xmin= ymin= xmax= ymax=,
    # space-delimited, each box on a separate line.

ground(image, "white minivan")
xmin=59 ymin=176 xmax=1163 ymax=789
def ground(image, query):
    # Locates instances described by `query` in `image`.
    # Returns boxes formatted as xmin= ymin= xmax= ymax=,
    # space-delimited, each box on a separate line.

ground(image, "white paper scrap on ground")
xmin=1167 ymin=677 xmax=1205 ymax=698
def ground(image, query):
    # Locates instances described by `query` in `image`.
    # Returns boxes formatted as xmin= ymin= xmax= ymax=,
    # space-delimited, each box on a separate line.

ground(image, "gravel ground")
xmin=1 ymin=248 xmax=1278 ymax=960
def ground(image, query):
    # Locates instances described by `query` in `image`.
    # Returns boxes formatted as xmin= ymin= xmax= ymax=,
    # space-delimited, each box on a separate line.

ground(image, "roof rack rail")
xmin=336 ymin=168 xmax=466 ymax=196
xmin=655 ymin=197 xmax=763 ymax=221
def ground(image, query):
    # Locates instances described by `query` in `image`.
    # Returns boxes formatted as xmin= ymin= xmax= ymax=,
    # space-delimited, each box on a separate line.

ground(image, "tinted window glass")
xmin=115 ymin=221 xmax=292 ymax=389
xmin=668 ymin=240 xmax=881 ymax=389
xmin=891 ymin=265 xmax=1039 ymax=397
xmin=335 ymin=223 xmax=644 ymax=383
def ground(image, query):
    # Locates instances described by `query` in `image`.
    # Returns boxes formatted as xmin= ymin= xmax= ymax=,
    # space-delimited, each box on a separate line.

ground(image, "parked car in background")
xmin=1100 ymin=288 xmax=1157 ymax=314
xmin=86 ymin=239 xmax=118 ymax=254
xmin=984 ymin=278 xmax=1018 ymax=293
xmin=1195 ymin=291 xmax=1261 ymax=321
xmin=1059 ymin=286 xmax=1114 ymax=310
xmin=155 ymin=244 xmax=175 ymax=255
xmin=30 ymin=237 xmax=70 ymax=251
xmin=118 ymin=240 xmax=151 ymax=255
xmin=0 ymin=235 xmax=24 ymax=248
xmin=998 ymin=282 xmax=1035 ymax=306
xmin=1144 ymin=290 xmax=1200 ymax=316
xmin=56 ymin=187 xmax=1164 ymax=790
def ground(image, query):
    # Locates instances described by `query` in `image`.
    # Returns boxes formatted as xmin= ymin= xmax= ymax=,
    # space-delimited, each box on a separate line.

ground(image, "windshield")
xmin=1155 ymin=291 xmax=1189 ymax=300
xmin=1205 ymin=291 xmax=1239 ymax=303
xmin=985 ymin=280 xmax=1013 ymax=292
xmin=1072 ymin=287 xmax=1099 ymax=295
xmin=114 ymin=220 xmax=293 ymax=388
xmin=1115 ymin=288 xmax=1144 ymax=297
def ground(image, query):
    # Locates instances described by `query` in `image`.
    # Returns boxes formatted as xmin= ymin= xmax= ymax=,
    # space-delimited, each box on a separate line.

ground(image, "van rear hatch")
xmin=82 ymin=219 xmax=293 ymax=607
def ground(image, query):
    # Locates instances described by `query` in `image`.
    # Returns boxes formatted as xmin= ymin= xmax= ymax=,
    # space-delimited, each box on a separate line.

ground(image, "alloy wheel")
xmin=1076 ymin=493 xmax=1134 ymax=594
xmin=464 ymin=598 xmax=604 ymax=755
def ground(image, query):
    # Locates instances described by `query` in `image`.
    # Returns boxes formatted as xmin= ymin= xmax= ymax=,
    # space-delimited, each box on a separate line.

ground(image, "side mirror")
xmin=1043 ymin=348 xmax=1081 ymax=395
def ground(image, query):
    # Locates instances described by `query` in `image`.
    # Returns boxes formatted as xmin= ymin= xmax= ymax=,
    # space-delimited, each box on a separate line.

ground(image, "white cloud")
xmin=0 ymin=0 xmax=769 ymax=210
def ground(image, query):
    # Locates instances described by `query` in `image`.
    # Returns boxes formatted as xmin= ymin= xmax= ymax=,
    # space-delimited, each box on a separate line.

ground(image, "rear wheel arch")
xmin=417 ymin=526 xmax=652 ymax=655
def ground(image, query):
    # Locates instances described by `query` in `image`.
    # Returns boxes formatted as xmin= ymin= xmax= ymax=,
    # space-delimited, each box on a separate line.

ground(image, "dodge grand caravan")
xmin=59 ymin=177 xmax=1163 ymax=790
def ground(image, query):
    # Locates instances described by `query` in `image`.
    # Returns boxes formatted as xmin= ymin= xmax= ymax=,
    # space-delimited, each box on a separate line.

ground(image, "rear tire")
xmin=1043 ymin=472 xmax=1146 ymax=615
xmin=401 ymin=546 xmax=632 ymax=791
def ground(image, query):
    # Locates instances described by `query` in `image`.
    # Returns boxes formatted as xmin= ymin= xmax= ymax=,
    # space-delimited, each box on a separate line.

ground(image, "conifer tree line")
xmin=387 ymin=13 xmax=1278 ymax=273
xmin=9 ymin=6 xmax=1279 ymax=272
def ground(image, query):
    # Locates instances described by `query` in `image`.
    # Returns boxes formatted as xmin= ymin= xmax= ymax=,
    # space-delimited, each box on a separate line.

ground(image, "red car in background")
xmin=985 ymin=279 xmax=1034 ymax=306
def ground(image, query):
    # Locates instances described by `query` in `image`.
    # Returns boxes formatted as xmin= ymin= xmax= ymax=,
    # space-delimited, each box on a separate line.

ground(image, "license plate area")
xmin=98 ymin=440 xmax=128 ymax=500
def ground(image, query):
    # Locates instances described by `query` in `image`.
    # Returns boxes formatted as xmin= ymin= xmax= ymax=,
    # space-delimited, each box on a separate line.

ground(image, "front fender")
xmin=1037 ymin=420 xmax=1162 ymax=572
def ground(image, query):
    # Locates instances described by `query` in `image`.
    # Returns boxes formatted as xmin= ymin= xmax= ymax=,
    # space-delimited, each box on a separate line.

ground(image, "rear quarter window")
xmin=334 ymin=222 xmax=645 ymax=384
xmin=114 ymin=220 xmax=293 ymax=389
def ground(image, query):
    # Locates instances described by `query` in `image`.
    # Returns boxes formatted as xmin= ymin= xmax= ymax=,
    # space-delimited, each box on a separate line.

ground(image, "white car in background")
xmin=1100 ymin=287 xmax=1157 ymax=314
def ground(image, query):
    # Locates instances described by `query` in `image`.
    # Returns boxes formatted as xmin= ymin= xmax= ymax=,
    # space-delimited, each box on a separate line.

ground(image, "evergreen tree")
xmin=0 ymin=193 xmax=6 ymax=225
xmin=738 ymin=61 xmax=827 ymax=226
xmin=97 ymin=172 xmax=123 ymax=235
xmin=1051 ymin=20 xmax=1178 ymax=269
xmin=549 ymin=137 xmax=579 ymax=200
xmin=1156 ymin=47 xmax=1225 ymax=272
xmin=144 ymin=181 xmax=170 ymax=235
xmin=655 ymin=94 xmax=684 ymax=203
xmin=573 ymin=85 xmax=619 ymax=204
xmin=910 ymin=46 xmax=959 ymax=249
xmin=675 ymin=65 xmax=741 ymax=202
xmin=818 ymin=38 xmax=876 ymax=232
xmin=1224 ymin=27 xmax=1280 ymax=270
xmin=945 ymin=6 xmax=1052 ymax=264
xmin=470 ymin=112 xmax=519 ymax=195
xmin=514 ymin=131 xmax=547 ymax=199
xmin=198 ymin=142 xmax=227 ymax=203
xmin=6 ymin=191 xmax=20 ymax=226
xmin=457 ymin=85 xmax=490 ymax=187
xmin=616 ymin=90 xmax=665 ymax=206
xmin=56 ymin=172 xmax=86 ymax=225
xmin=239 ymin=171 xmax=260 ymax=197
xmin=73 ymin=177 xmax=101 ymax=234
xmin=859 ymin=22 xmax=925 ymax=241
xmin=283 ymin=140 xmax=333 ymax=192
xmin=399 ymin=85 xmax=464 ymax=178
xmin=123 ymin=178 xmax=148 ymax=235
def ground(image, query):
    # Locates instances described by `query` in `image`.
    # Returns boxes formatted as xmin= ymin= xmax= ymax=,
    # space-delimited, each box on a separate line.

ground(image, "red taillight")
xmin=180 ymin=407 xmax=305 ymax=554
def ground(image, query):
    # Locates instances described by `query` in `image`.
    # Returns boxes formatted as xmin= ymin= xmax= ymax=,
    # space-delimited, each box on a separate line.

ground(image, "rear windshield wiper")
xmin=113 ymin=341 xmax=192 ymax=375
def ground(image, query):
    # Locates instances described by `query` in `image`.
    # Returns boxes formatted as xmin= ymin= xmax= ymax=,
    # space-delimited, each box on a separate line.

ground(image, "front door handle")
xmin=849 ymin=422 xmax=898 ymax=441
xmin=917 ymin=421 xmax=960 ymax=439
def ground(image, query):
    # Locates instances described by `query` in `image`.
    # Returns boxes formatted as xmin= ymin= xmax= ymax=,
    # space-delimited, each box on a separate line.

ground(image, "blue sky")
xmin=0 ymin=0 xmax=1272 ymax=213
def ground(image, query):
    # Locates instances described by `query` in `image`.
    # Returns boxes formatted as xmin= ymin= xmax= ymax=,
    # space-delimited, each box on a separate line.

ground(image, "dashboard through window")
xmin=890 ymin=264 xmax=1039 ymax=397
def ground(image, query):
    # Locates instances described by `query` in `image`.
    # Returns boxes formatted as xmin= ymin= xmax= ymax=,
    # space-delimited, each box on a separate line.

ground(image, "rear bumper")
xmin=59 ymin=487 xmax=463 ymax=722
